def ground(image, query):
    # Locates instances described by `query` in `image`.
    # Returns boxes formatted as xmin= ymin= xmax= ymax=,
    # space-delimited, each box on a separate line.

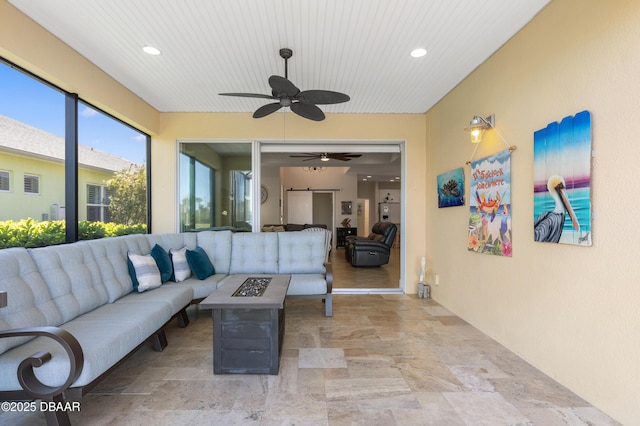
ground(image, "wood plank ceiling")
xmin=9 ymin=0 xmax=551 ymax=115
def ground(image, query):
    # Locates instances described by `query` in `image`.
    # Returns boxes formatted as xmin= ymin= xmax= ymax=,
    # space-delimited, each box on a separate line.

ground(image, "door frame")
xmin=259 ymin=139 xmax=405 ymax=293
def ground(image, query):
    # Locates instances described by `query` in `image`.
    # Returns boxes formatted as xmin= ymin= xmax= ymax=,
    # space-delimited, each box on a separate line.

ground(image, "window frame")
xmin=23 ymin=173 xmax=40 ymax=195
xmin=0 ymin=170 xmax=9 ymax=192
xmin=86 ymin=183 xmax=111 ymax=222
xmin=1 ymin=56 xmax=152 ymax=244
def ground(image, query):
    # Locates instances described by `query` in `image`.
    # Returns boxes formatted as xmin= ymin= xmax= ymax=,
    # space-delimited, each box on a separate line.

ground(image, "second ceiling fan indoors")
xmin=219 ymin=48 xmax=350 ymax=121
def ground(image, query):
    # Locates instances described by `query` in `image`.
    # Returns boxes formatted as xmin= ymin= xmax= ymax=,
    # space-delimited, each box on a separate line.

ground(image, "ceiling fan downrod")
xmin=279 ymin=48 xmax=292 ymax=79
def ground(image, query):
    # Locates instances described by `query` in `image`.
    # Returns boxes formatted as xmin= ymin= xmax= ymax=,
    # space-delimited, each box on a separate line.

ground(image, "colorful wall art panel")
xmin=468 ymin=149 xmax=512 ymax=256
xmin=437 ymin=167 xmax=465 ymax=208
xmin=533 ymin=110 xmax=592 ymax=246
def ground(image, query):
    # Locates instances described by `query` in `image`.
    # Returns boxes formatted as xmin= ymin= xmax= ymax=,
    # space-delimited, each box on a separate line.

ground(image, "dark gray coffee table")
xmin=199 ymin=274 xmax=290 ymax=374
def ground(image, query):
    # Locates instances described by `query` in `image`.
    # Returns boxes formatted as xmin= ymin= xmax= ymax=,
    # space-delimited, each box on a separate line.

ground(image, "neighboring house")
xmin=0 ymin=114 xmax=136 ymax=222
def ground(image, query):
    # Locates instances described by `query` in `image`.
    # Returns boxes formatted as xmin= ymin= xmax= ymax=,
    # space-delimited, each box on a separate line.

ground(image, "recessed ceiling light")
xmin=410 ymin=48 xmax=427 ymax=58
xmin=143 ymin=46 xmax=161 ymax=55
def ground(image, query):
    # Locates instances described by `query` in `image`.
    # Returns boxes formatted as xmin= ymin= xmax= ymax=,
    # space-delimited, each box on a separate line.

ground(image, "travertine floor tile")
xmin=1 ymin=294 xmax=620 ymax=426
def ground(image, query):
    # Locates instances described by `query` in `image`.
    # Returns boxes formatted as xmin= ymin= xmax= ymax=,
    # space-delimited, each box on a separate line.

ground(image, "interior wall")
xmin=280 ymin=166 xmax=357 ymax=228
xmin=259 ymin=164 xmax=282 ymax=225
xmin=424 ymin=0 xmax=640 ymax=423
xmin=357 ymin=180 xmax=377 ymax=235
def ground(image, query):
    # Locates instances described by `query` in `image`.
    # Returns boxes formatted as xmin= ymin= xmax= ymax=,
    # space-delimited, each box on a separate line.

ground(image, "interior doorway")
xmin=260 ymin=141 xmax=404 ymax=293
xmin=286 ymin=190 xmax=334 ymax=231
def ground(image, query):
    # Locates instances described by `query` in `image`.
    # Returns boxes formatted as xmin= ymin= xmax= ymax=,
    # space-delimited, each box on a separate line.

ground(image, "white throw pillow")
xmin=127 ymin=253 xmax=162 ymax=292
xmin=170 ymin=246 xmax=191 ymax=282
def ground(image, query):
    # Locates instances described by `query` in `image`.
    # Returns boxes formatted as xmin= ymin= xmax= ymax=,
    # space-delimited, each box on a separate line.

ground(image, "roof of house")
xmin=0 ymin=114 xmax=137 ymax=172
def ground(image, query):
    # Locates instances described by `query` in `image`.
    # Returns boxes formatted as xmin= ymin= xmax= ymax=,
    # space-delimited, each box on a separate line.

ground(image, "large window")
xmin=0 ymin=58 xmax=150 ymax=248
xmin=79 ymin=102 xmax=147 ymax=228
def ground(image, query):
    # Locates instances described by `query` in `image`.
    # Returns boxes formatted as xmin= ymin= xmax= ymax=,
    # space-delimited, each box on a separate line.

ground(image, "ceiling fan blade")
xmin=219 ymin=92 xmax=277 ymax=100
xmin=269 ymin=75 xmax=300 ymax=97
xmin=289 ymin=154 xmax=319 ymax=158
xmin=253 ymin=102 xmax=283 ymax=118
xmin=291 ymin=102 xmax=325 ymax=121
xmin=299 ymin=90 xmax=350 ymax=105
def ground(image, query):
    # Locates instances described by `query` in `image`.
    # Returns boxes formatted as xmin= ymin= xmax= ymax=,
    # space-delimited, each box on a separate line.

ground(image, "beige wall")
xmin=425 ymin=0 xmax=640 ymax=423
xmin=3 ymin=0 xmax=637 ymax=422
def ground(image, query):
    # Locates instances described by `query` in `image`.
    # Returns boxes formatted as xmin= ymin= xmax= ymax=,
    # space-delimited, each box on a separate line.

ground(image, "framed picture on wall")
xmin=341 ymin=201 xmax=352 ymax=215
xmin=437 ymin=167 xmax=465 ymax=208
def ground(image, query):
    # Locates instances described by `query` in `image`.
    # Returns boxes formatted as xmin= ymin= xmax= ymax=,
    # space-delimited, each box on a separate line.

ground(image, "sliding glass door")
xmin=178 ymin=142 xmax=253 ymax=232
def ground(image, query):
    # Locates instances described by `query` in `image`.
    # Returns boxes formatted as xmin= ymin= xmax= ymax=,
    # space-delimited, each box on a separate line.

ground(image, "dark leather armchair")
xmin=344 ymin=222 xmax=397 ymax=267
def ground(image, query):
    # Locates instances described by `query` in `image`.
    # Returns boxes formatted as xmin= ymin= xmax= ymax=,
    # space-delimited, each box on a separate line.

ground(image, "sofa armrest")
xmin=0 ymin=326 xmax=84 ymax=400
xmin=324 ymin=262 xmax=333 ymax=294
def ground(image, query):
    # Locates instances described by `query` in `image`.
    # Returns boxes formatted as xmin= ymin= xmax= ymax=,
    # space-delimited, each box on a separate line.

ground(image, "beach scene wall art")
xmin=533 ymin=111 xmax=592 ymax=246
xmin=468 ymin=149 xmax=512 ymax=257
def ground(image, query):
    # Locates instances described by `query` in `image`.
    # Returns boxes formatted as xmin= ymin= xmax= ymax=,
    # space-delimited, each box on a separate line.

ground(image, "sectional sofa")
xmin=0 ymin=229 xmax=332 ymax=426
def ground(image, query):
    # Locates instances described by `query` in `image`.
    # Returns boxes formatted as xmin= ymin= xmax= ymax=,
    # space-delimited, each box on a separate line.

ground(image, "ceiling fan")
xmin=219 ymin=48 xmax=350 ymax=121
xmin=289 ymin=153 xmax=362 ymax=162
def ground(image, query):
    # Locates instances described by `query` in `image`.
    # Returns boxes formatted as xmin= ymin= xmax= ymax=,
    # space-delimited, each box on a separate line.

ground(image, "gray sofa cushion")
xmin=0 ymin=248 xmax=64 ymax=355
xmin=287 ymin=274 xmax=328 ymax=296
xmin=146 ymin=233 xmax=195 ymax=253
xmin=195 ymin=230 xmax=232 ymax=274
xmin=84 ymin=237 xmax=135 ymax=302
xmin=28 ymin=244 xmax=110 ymax=324
xmin=165 ymin=274 xmax=227 ymax=299
xmin=115 ymin=285 xmax=193 ymax=314
xmin=229 ymin=232 xmax=278 ymax=274
xmin=278 ymin=231 xmax=326 ymax=274
xmin=0 ymin=301 xmax=171 ymax=391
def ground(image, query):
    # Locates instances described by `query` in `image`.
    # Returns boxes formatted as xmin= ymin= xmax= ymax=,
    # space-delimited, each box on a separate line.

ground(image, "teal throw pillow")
xmin=150 ymin=244 xmax=173 ymax=283
xmin=186 ymin=246 xmax=215 ymax=280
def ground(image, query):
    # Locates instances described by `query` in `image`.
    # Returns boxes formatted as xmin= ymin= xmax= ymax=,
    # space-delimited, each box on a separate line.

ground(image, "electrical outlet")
xmin=435 ymin=274 xmax=440 ymax=286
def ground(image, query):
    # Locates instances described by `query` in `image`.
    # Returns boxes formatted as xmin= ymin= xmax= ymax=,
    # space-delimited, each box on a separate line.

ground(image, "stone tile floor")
xmin=2 ymin=295 xmax=619 ymax=425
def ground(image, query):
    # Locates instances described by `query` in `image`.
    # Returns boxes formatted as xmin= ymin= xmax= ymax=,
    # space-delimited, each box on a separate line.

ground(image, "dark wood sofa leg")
xmin=177 ymin=308 xmax=190 ymax=328
xmin=152 ymin=330 xmax=168 ymax=352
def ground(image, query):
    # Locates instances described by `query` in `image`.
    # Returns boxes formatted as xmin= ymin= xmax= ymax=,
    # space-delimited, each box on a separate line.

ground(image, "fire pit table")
xmin=199 ymin=274 xmax=291 ymax=374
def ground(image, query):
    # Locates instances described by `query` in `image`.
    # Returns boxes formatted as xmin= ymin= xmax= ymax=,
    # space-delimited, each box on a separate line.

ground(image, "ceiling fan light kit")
xmin=220 ymin=48 xmax=350 ymax=121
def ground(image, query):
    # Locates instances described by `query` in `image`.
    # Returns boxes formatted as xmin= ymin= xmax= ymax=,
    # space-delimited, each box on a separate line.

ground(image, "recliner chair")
xmin=344 ymin=222 xmax=397 ymax=267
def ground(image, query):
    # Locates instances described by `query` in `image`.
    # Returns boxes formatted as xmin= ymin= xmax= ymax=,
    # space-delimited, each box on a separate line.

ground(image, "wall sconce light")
xmin=465 ymin=114 xmax=517 ymax=165
xmin=464 ymin=114 xmax=495 ymax=144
